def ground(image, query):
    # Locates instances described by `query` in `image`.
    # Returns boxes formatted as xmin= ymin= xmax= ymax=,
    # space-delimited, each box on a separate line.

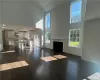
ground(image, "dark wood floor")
xmin=0 ymin=47 xmax=100 ymax=80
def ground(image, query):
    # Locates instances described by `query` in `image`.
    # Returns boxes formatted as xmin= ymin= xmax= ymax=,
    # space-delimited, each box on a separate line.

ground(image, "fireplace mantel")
xmin=52 ymin=38 xmax=67 ymax=42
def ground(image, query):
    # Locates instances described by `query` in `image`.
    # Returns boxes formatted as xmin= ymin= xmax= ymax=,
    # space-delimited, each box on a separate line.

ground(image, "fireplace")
xmin=53 ymin=41 xmax=63 ymax=52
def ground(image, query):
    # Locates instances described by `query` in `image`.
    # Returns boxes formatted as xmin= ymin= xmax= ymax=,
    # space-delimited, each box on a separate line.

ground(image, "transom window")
xmin=70 ymin=0 xmax=82 ymax=23
xmin=45 ymin=13 xmax=51 ymax=44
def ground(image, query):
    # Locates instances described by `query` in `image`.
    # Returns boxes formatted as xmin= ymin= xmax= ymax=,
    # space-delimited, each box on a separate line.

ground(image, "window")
xmin=70 ymin=0 xmax=82 ymax=23
xmin=45 ymin=13 xmax=51 ymax=44
xmin=45 ymin=13 xmax=50 ymax=28
xmin=69 ymin=29 xmax=80 ymax=47
xmin=36 ymin=19 xmax=43 ymax=46
xmin=36 ymin=19 xmax=43 ymax=30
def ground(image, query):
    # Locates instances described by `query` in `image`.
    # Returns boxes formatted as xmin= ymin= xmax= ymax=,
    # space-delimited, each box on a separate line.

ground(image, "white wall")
xmin=82 ymin=0 xmax=100 ymax=65
xmin=46 ymin=3 xmax=80 ymax=55
xmin=0 ymin=2 xmax=3 ymax=51
xmin=1 ymin=1 xmax=44 ymax=26
xmin=45 ymin=2 xmax=70 ymax=51
xmin=0 ymin=29 xmax=3 ymax=51
xmin=1 ymin=2 xmax=25 ymax=26
xmin=0 ymin=1 xmax=44 ymax=51
xmin=45 ymin=0 xmax=87 ymax=56
xmin=45 ymin=2 xmax=82 ymax=56
xmin=51 ymin=3 xmax=69 ymax=40
xmin=85 ymin=0 xmax=100 ymax=21
xmin=82 ymin=19 xmax=100 ymax=65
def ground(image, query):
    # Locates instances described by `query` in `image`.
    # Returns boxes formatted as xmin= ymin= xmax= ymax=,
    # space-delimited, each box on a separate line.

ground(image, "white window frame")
xmin=69 ymin=28 xmax=80 ymax=48
xmin=45 ymin=13 xmax=51 ymax=44
xmin=70 ymin=0 xmax=82 ymax=24
xmin=36 ymin=19 xmax=44 ymax=46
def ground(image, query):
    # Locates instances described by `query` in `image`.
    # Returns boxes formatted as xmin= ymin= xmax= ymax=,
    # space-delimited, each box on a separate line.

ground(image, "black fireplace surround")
xmin=53 ymin=41 xmax=63 ymax=52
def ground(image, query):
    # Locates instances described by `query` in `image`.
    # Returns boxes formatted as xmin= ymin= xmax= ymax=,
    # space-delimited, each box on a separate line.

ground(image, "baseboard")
xmin=43 ymin=48 xmax=81 ymax=58
xmin=63 ymin=52 xmax=81 ymax=57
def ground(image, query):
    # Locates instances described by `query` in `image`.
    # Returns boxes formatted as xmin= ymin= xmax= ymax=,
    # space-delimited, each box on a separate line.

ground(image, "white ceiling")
xmin=34 ymin=0 xmax=68 ymax=11
xmin=0 ymin=0 xmax=68 ymax=12
xmin=87 ymin=0 xmax=100 ymax=4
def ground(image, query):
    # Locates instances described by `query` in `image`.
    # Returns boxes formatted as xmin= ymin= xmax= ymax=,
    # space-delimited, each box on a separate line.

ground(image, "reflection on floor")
xmin=0 ymin=61 xmax=29 ymax=71
xmin=53 ymin=55 xmax=67 ymax=59
xmin=41 ymin=56 xmax=57 ymax=62
xmin=41 ymin=55 xmax=67 ymax=62
xmin=1 ymin=50 xmax=15 ymax=53
xmin=87 ymin=72 xmax=100 ymax=80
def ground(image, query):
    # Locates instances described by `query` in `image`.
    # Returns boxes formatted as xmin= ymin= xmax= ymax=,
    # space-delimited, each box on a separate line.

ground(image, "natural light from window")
xmin=45 ymin=13 xmax=51 ymax=44
xmin=70 ymin=0 xmax=82 ymax=23
xmin=36 ymin=19 xmax=43 ymax=30
xmin=69 ymin=29 xmax=80 ymax=47
xmin=36 ymin=19 xmax=43 ymax=46
xmin=45 ymin=13 xmax=50 ymax=28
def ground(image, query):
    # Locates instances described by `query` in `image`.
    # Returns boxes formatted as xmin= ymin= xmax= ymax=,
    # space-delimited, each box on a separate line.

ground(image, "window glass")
xmin=45 ymin=13 xmax=51 ymax=44
xmin=69 ymin=29 xmax=80 ymax=47
xmin=45 ymin=13 xmax=50 ymax=28
xmin=70 ymin=0 xmax=82 ymax=23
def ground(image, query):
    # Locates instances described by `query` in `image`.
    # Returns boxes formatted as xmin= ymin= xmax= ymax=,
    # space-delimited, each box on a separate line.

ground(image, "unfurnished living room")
xmin=0 ymin=0 xmax=100 ymax=80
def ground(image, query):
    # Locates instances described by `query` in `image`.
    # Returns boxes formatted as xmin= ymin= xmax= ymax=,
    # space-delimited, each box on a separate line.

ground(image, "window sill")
xmin=68 ymin=45 xmax=80 ymax=48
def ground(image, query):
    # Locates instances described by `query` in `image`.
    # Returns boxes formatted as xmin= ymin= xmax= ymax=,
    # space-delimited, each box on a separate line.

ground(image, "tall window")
xmin=69 ymin=29 xmax=80 ymax=47
xmin=36 ymin=19 xmax=43 ymax=46
xmin=45 ymin=13 xmax=51 ymax=44
xmin=36 ymin=19 xmax=43 ymax=30
xmin=70 ymin=0 xmax=82 ymax=23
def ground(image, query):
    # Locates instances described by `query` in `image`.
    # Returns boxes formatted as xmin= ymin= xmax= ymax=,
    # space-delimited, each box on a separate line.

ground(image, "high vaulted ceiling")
xmin=34 ymin=0 xmax=68 ymax=12
xmin=0 ymin=0 xmax=68 ymax=12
